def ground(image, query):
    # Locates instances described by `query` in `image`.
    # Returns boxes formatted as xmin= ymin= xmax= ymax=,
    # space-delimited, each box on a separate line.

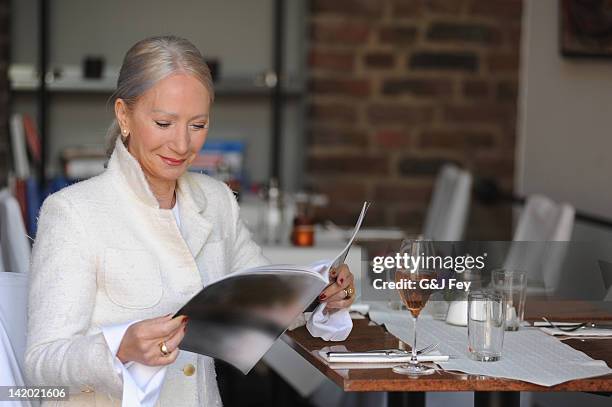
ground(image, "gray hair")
xmin=105 ymin=35 xmax=215 ymax=158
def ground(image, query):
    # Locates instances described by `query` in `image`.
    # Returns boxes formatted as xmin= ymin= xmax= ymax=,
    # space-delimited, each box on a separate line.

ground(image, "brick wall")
xmin=306 ymin=0 xmax=522 ymax=239
xmin=0 ymin=0 xmax=8 ymax=187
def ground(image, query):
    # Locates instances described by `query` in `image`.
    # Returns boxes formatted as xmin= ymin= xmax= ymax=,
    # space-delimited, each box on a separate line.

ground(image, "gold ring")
xmin=343 ymin=286 xmax=355 ymax=299
xmin=159 ymin=341 xmax=170 ymax=357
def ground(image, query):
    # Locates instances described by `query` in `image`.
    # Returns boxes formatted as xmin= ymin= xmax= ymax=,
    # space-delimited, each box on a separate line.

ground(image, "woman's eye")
xmin=155 ymin=121 xmax=171 ymax=128
xmin=192 ymin=123 xmax=209 ymax=130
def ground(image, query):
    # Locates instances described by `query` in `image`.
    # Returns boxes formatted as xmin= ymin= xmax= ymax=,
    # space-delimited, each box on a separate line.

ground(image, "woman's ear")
xmin=115 ymin=98 xmax=129 ymax=131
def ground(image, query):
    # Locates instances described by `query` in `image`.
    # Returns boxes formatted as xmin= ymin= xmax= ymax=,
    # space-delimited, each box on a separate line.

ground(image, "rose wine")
xmin=395 ymin=270 xmax=436 ymax=317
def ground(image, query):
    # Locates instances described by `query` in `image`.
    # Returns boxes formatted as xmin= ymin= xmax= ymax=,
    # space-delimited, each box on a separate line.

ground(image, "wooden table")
xmin=283 ymin=301 xmax=612 ymax=407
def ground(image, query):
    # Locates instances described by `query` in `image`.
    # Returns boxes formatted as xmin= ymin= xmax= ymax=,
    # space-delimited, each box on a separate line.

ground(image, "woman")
xmin=25 ymin=35 xmax=356 ymax=406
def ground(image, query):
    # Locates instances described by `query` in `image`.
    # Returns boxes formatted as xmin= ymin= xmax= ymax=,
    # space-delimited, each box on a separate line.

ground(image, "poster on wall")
xmin=560 ymin=0 xmax=612 ymax=58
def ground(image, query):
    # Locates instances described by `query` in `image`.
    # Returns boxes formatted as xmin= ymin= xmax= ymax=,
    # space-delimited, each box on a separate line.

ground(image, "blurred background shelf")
xmin=10 ymin=75 xmax=305 ymax=97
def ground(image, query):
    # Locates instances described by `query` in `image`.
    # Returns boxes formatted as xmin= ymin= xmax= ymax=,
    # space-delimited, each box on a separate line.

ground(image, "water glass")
xmin=468 ymin=290 xmax=506 ymax=362
xmin=491 ymin=269 xmax=527 ymax=331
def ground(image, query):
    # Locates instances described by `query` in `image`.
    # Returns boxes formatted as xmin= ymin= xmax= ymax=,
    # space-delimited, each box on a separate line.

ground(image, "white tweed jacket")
xmin=25 ymin=138 xmax=269 ymax=406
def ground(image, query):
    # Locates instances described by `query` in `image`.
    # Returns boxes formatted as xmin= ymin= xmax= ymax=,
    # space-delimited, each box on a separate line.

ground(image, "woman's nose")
xmin=171 ymin=126 xmax=190 ymax=155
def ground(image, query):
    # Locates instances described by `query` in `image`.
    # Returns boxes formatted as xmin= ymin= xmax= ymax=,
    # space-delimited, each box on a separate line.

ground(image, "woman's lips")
xmin=159 ymin=155 xmax=187 ymax=166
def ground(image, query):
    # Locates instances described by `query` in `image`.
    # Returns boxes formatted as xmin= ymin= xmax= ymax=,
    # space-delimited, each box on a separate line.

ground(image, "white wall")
xmin=517 ymin=2 xmax=612 ymax=405
xmin=516 ymin=0 xmax=612 ymax=222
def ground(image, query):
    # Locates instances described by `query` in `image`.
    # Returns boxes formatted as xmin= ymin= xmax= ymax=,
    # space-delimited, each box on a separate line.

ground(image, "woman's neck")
xmin=145 ymin=174 xmax=176 ymax=209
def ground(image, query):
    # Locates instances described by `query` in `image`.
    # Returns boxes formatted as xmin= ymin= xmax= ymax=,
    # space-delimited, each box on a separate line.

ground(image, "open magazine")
xmin=174 ymin=202 xmax=370 ymax=374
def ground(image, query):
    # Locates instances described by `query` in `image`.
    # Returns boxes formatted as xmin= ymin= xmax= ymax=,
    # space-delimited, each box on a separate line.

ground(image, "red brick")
xmin=311 ymin=181 xmax=369 ymax=202
xmin=443 ymin=105 xmax=513 ymax=124
xmin=311 ymin=0 xmax=383 ymax=18
xmin=379 ymin=26 xmax=418 ymax=45
xmin=374 ymin=184 xmax=432 ymax=204
xmin=426 ymin=22 xmax=502 ymax=45
xmin=367 ymin=104 xmax=434 ymax=125
xmin=382 ymin=78 xmax=453 ymax=97
xmin=470 ymin=152 xmax=515 ymax=178
xmin=398 ymin=156 xmax=460 ymax=176
xmin=364 ymin=52 xmax=395 ymax=69
xmin=309 ymin=102 xmax=357 ymax=123
xmin=496 ymin=80 xmax=518 ymax=102
xmin=420 ymin=130 xmax=495 ymax=150
xmin=487 ymin=52 xmax=520 ymax=72
xmin=309 ymin=49 xmax=355 ymax=72
xmin=425 ymin=0 xmax=466 ymax=14
xmin=310 ymin=21 xmax=371 ymax=45
xmin=374 ymin=129 xmax=412 ymax=148
xmin=308 ymin=153 xmax=389 ymax=175
xmin=308 ymin=127 xmax=369 ymax=147
xmin=392 ymin=0 xmax=423 ymax=17
xmin=310 ymin=77 xmax=371 ymax=97
xmin=469 ymin=1 xmax=523 ymax=21
xmin=463 ymin=80 xmax=490 ymax=99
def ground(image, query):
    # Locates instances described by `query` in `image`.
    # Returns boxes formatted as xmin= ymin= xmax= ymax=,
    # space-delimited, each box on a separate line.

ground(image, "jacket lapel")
xmin=108 ymin=138 xmax=214 ymax=258
xmin=176 ymin=175 xmax=213 ymax=258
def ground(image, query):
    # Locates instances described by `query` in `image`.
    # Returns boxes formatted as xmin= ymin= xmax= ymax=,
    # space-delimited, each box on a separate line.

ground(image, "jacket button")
xmin=183 ymin=363 xmax=196 ymax=376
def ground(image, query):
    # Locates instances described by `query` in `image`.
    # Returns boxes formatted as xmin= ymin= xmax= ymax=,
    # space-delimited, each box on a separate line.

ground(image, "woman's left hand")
xmin=318 ymin=264 xmax=355 ymax=310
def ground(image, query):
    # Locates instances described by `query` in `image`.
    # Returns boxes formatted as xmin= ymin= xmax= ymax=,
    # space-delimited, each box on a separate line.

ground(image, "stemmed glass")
xmin=392 ymin=238 xmax=438 ymax=376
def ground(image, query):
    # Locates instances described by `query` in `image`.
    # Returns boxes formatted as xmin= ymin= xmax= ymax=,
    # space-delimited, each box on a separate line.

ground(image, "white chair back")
xmin=0 ymin=272 xmax=29 ymax=374
xmin=423 ymin=164 xmax=472 ymax=241
xmin=504 ymin=194 xmax=575 ymax=294
xmin=0 ymin=189 xmax=31 ymax=273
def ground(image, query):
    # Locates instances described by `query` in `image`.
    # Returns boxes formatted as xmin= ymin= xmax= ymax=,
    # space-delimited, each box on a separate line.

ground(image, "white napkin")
xmin=304 ymin=260 xmax=353 ymax=341
xmin=102 ymin=321 xmax=167 ymax=407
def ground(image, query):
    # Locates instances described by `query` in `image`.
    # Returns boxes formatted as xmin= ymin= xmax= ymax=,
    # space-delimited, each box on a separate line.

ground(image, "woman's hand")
xmin=117 ymin=314 xmax=188 ymax=366
xmin=318 ymin=264 xmax=355 ymax=310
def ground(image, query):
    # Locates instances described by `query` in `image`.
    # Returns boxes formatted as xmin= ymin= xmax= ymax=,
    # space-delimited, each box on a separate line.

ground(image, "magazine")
xmin=175 ymin=202 xmax=370 ymax=373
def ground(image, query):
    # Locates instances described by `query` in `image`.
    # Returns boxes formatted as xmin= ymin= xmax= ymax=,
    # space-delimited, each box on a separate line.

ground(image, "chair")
xmin=599 ymin=260 xmax=612 ymax=301
xmin=422 ymin=164 xmax=473 ymax=241
xmin=503 ymin=194 xmax=575 ymax=295
xmin=0 ymin=272 xmax=31 ymax=407
xmin=0 ymin=188 xmax=32 ymax=274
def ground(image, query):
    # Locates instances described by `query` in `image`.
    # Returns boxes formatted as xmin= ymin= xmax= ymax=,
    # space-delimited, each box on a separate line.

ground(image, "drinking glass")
xmin=468 ymin=290 xmax=506 ymax=362
xmin=392 ymin=239 xmax=438 ymax=376
xmin=491 ymin=269 xmax=527 ymax=331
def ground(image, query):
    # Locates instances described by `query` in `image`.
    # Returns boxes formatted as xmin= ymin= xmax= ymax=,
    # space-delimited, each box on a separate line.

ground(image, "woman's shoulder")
xmin=41 ymin=172 xmax=114 ymax=212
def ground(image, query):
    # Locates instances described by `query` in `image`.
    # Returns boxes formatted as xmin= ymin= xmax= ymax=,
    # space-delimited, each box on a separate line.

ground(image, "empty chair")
xmin=599 ymin=260 xmax=612 ymax=301
xmin=0 ymin=272 xmax=30 ymax=389
xmin=422 ymin=164 xmax=473 ymax=242
xmin=503 ymin=194 xmax=575 ymax=295
xmin=0 ymin=188 xmax=31 ymax=274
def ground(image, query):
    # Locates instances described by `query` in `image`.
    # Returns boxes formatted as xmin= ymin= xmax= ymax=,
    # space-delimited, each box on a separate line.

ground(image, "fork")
xmin=367 ymin=342 xmax=439 ymax=356
xmin=542 ymin=317 xmax=587 ymax=332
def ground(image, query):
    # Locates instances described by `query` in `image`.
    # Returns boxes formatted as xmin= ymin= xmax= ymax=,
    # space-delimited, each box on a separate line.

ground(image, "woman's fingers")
xmin=320 ymin=272 xmax=353 ymax=301
xmin=164 ymin=320 xmax=187 ymax=353
xmin=146 ymin=315 xmax=187 ymax=338
xmin=334 ymin=265 xmax=351 ymax=286
xmin=326 ymin=296 xmax=355 ymax=309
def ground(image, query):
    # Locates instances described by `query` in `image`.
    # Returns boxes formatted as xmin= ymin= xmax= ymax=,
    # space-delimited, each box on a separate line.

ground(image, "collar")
xmin=107 ymin=138 xmax=213 ymax=257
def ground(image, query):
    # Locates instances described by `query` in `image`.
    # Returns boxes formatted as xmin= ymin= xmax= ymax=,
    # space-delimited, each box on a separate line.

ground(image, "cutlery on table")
xmin=326 ymin=342 xmax=439 ymax=358
xmin=540 ymin=317 xmax=612 ymax=332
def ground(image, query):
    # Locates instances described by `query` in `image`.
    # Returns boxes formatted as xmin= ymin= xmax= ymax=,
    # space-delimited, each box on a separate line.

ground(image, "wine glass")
xmin=392 ymin=238 xmax=438 ymax=376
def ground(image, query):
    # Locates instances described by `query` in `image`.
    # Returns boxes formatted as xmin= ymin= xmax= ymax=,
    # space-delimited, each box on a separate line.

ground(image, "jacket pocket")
xmin=103 ymin=248 xmax=163 ymax=309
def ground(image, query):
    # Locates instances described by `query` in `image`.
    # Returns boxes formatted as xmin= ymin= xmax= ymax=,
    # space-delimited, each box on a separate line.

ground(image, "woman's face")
xmin=116 ymin=73 xmax=211 ymax=183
